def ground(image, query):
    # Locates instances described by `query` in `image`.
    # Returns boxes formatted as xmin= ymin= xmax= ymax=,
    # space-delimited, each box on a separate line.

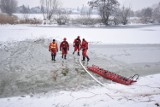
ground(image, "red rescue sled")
xmin=87 ymin=65 xmax=139 ymax=85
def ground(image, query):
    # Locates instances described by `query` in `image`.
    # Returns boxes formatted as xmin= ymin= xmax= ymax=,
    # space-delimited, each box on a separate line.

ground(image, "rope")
xmin=79 ymin=55 xmax=106 ymax=87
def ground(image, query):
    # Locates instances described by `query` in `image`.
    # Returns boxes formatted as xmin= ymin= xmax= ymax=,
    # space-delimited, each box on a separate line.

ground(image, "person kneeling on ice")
xmin=49 ymin=39 xmax=58 ymax=61
xmin=73 ymin=36 xmax=81 ymax=56
xmin=81 ymin=38 xmax=90 ymax=62
xmin=60 ymin=37 xmax=69 ymax=59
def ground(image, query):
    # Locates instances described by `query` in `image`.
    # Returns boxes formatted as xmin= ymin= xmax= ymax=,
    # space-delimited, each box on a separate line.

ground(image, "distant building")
xmin=30 ymin=7 xmax=41 ymax=13
xmin=16 ymin=5 xmax=41 ymax=14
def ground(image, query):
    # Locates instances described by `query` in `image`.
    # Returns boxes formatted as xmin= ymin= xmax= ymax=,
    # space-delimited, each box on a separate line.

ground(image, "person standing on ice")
xmin=81 ymin=38 xmax=90 ymax=62
xmin=73 ymin=36 xmax=81 ymax=56
xmin=49 ymin=39 xmax=58 ymax=61
xmin=60 ymin=37 xmax=69 ymax=59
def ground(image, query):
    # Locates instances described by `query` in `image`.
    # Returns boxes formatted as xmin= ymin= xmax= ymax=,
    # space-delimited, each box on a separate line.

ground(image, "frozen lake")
xmin=0 ymin=24 xmax=160 ymax=107
xmin=0 ymin=39 xmax=160 ymax=98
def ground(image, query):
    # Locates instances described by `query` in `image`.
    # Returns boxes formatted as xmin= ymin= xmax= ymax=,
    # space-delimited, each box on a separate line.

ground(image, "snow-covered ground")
xmin=0 ymin=24 xmax=160 ymax=44
xmin=0 ymin=73 xmax=160 ymax=107
xmin=0 ymin=24 xmax=160 ymax=107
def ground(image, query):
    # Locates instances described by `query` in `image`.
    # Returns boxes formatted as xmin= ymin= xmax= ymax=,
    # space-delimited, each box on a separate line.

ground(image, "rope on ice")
xmin=79 ymin=55 xmax=106 ymax=87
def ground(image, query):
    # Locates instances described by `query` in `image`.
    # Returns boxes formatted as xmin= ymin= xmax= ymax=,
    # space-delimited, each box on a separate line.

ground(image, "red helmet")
xmin=78 ymin=36 xmax=80 ymax=38
xmin=64 ymin=37 xmax=66 ymax=40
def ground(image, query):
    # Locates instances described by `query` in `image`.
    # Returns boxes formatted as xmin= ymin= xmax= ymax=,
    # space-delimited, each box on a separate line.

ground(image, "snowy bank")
xmin=0 ymin=24 xmax=160 ymax=44
xmin=0 ymin=73 xmax=160 ymax=107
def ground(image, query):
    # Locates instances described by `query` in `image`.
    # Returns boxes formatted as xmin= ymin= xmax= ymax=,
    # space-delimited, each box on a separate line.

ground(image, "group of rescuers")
xmin=49 ymin=36 xmax=90 ymax=62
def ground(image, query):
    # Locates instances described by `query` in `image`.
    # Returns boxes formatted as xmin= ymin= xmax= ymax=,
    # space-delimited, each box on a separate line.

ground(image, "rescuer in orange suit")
xmin=73 ymin=36 xmax=81 ymax=56
xmin=81 ymin=38 xmax=90 ymax=62
xmin=49 ymin=39 xmax=58 ymax=61
xmin=60 ymin=37 xmax=69 ymax=59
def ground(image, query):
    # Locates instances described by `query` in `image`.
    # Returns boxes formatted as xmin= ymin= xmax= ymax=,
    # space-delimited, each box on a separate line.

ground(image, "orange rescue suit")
xmin=49 ymin=42 xmax=58 ymax=54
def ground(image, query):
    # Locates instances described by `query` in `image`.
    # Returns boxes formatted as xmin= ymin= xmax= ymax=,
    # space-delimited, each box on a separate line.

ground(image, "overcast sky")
xmin=17 ymin=0 xmax=160 ymax=11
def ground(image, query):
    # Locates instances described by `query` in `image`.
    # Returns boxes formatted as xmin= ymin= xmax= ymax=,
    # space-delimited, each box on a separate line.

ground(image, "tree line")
xmin=0 ymin=0 xmax=160 ymax=25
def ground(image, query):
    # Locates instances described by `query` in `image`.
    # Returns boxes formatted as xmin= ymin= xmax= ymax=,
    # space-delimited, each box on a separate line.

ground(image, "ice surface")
xmin=0 ymin=38 xmax=160 ymax=98
xmin=0 ymin=39 xmax=98 ymax=98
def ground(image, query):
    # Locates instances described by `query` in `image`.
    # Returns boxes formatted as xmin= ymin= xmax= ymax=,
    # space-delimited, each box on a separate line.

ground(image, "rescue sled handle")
xmin=129 ymin=74 xmax=139 ymax=81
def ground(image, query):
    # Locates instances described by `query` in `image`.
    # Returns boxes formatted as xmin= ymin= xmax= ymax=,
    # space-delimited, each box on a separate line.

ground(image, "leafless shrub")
xmin=54 ymin=9 xmax=70 ymax=25
xmin=0 ymin=13 xmax=18 ymax=24
xmin=71 ymin=17 xmax=101 ymax=25
xmin=18 ymin=18 xmax=42 ymax=24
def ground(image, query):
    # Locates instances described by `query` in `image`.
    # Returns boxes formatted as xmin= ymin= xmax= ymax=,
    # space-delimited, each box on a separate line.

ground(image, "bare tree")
xmin=112 ymin=8 xmax=121 ymax=25
xmin=21 ymin=5 xmax=30 ymax=22
xmin=40 ymin=0 xmax=46 ymax=20
xmin=0 ymin=0 xmax=17 ymax=15
xmin=153 ymin=3 xmax=160 ymax=23
xmin=80 ymin=5 xmax=94 ymax=25
xmin=143 ymin=8 xmax=152 ymax=18
xmin=89 ymin=0 xmax=119 ymax=25
xmin=40 ymin=5 xmax=46 ymax=20
xmin=120 ymin=6 xmax=131 ymax=25
xmin=80 ymin=5 xmax=92 ymax=18
xmin=135 ymin=10 xmax=142 ymax=17
xmin=40 ymin=0 xmax=60 ymax=24
xmin=141 ymin=7 xmax=153 ymax=23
